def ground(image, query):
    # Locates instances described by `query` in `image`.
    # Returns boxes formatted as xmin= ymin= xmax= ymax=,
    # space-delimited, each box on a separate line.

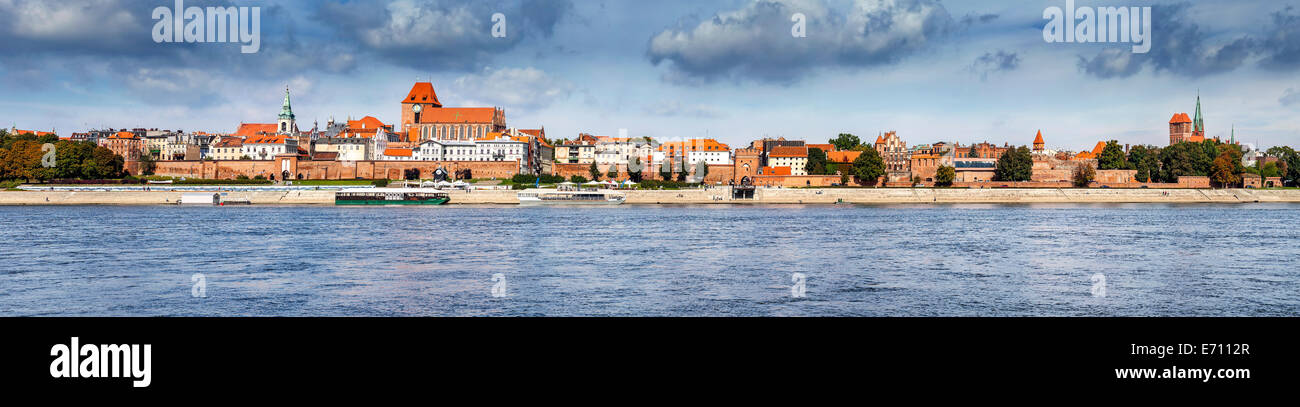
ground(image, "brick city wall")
xmin=552 ymin=163 xmax=734 ymax=183
xmin=152 ymin=160 xmax=520 ymax=180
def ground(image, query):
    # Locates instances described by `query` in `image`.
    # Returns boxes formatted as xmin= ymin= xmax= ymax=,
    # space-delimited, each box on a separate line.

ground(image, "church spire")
xmin=1193 ymin=91 xmax=1204 ymax=134
xmin=279 ymin=85 xmax=295 ymax=121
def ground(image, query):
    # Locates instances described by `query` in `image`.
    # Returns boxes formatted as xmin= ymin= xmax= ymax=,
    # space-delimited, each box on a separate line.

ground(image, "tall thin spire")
xmin=279 ymin=85 xmax=295 ymax=120
xmin=1193 ymin=91 xmax=1204 ymax=134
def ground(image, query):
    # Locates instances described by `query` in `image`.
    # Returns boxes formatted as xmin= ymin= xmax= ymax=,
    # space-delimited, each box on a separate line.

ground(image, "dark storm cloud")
xmin=1076 ymin=2 xmax=1285 ymax=79
xmin=0 ymin=0 xmax=357 ymax=106
xmin=970 ymin=50 xmax=1020 ymax=81
xmin=1258 ymin=7 xmax=1300 ymax=71
xmin=0 ymin=0 xmax=574 ymax=107
xmin=960 ymin=13 xmax=999 ymax=26
xmin=645 ymin=0 xmax=957 ymax=84
xmin=315 ymin=0 xmax=573 ymax=71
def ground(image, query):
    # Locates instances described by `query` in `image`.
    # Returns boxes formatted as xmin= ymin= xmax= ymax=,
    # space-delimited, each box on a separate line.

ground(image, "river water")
xmin=1 ymin=204 xmax=1296 ymax=316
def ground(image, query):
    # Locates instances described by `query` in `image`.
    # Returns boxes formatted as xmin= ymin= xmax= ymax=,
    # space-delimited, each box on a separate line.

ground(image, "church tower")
xmin=278 ymin=86 xmax=297 ymax=135
xmin=1191 ymin=93 xmax=1204 ymax=140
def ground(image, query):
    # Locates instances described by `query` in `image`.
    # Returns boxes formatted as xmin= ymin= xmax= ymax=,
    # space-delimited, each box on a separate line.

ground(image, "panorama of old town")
xmin=2 ymin=81 xmax=1293 ymax=197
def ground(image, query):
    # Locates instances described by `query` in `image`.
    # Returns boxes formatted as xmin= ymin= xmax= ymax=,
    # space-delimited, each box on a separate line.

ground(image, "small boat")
xmin=517 ymin=188 xmax=625 ymax=205
xmin=179 ymin=192 xmax=219 ymax=205
xmin=335 ymin=188 xmax=450 ymax=205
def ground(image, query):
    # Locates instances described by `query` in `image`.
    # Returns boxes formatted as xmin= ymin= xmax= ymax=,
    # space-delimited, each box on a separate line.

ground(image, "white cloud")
xmin=647 ymin=0 xmax=954 ymax=83
xmin=451 ymin=67 xmax=573 ymax=111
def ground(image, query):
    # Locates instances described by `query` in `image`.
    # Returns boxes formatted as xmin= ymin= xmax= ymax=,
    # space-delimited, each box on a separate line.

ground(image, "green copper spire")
xmin=279 ymin=86 xmax=295 ymax=120
xmin=1193 ymin=92 xmax=1204 ymax=134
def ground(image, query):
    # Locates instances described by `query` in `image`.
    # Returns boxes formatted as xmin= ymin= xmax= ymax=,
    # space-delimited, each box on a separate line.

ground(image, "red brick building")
xmin=400 ymin=82 xmax=505 ymax=143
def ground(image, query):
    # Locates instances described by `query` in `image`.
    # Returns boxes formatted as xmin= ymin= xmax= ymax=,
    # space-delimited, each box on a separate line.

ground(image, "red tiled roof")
xmin=1170 ymin=113 xmax=1191 ymax=124
xmin=234 ymin=123 xmax=278 ymax=138
xmin=1034 ymin=130 xmax=1044 ymax=145
xmin=419 ymin=107 xmax=497 ymax=124
xmin=1091 ymin=141 xmax=1107 ymax=155
xmin=312 ymin=152 xmax=338 ymax=161
xmin=402 ymin=82 xmax=442 ymax=107
xmin=807 ymin=143 xmax=836 ymax=152
xmin=383 ymin=148 xmax=413 ymax=157
xmin=826 ymin=150 xmax=862 ymax=163
xmin=110 ymin=131 xmax=138 ymax=139
xmin=213 ymin=137 xmax=243 ymax=148
xmin=245 ymin=135 xmax=290 ymax=144
xmin=347 ymin=116 xmax=387 ymax=130
xmin=13 ymin=129 xmax=56 ymax=137
xmin=768 ymin=145 xmax=807 ymax=158
xmin=760 ymin=166 xmax=793 ymax=176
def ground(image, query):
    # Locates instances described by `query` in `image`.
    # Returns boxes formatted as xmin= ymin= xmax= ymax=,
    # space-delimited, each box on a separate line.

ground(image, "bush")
xmin=637 ymin=179 xmax=696 ymax=189
xmin=1073 ymin=164 xmax=1096 ymax=187
xmin=371 ymin=179 xmax=390 ymax=187
xmin=175 ymin=178 xmax=272 ymax=185
xmin=512 ymin=173 xmax=565 ymax=184
xmin=569 ymin=175 xmax=588 ymax=184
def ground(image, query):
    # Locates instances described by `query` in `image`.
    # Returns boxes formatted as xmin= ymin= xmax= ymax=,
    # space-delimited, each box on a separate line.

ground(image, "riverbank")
xmin=3 ymin=187 xmax=1300 ymax=205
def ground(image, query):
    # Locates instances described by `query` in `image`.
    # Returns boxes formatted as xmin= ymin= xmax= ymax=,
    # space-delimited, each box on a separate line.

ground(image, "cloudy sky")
xmin=2 ymin=0 xmax=1298 ymax=152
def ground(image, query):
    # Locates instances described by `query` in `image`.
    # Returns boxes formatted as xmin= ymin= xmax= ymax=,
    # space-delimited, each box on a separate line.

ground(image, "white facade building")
xmin=241 ymin=135 xmax=299 ymax=160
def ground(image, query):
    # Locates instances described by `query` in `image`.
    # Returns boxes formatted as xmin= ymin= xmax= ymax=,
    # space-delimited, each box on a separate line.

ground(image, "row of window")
xmin=419 ymin=124 xmax=493 ymax=140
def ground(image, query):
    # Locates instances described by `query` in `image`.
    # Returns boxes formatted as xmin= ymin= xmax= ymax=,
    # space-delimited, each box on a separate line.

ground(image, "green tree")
xmin=934 ymin=165 xmax=956 ymax=187
xmin=1097 ymin=140 xmax=1129 ymax=170
xmin=994 ymin=146 xmax=1033 ymax=182
xmin=968 ymin=145 xmax=978 ymax=158
xmin=588 ymin=161 xmax=601 ymax=181
xmin=1260 ymin=161 xmax=1282 ymax=178
xmin=569 ymin=175 xmax=588 ymax=184
xmin=1073 ymin=163 xmax=1096 ymax=187
xmin=851 ymin=145 xmax=885 ymax=186
xmin=1127 ymin=145 xmax=1160 ymax=182
xmin=138 ymin=153 xmax=157 ymax=176
xmin=606 ymin=163 xmax=618 ymax=180
xmin=659 ymin=158 xmax=673 ymax=181
xmin=675 ymin=159 xmax=688 ymax=182
xmin=805 ymin=147 xmax=828 ymax=175
xmin=829 ymin=133 xmax=860 ymax=151
xmin=627 ymin=156 xmax=643 ymax=183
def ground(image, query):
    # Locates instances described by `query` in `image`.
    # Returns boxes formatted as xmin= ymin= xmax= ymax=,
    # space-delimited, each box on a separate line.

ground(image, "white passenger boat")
xmin=517 ymin=188 xmax=626 ymax=205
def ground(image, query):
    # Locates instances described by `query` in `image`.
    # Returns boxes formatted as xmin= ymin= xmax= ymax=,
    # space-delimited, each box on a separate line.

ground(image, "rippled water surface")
xmin=1 ymin=204 xmax=1297 ymax=316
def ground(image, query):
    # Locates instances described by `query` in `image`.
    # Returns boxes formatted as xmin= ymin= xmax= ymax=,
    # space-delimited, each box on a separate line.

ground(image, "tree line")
xmin=0 ymin=130 xmax=126 ymax=183
xmin=1091 ymin=139 xmax=1298 ymax=187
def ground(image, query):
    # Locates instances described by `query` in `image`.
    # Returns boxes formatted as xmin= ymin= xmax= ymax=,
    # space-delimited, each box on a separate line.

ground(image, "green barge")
xmin=335 ymin=188 xmax=450 ymax=205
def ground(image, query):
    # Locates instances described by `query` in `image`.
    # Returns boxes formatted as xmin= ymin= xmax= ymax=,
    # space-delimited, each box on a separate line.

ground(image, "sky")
xmin=1 ymin=0 xmax=1298 ymax=153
